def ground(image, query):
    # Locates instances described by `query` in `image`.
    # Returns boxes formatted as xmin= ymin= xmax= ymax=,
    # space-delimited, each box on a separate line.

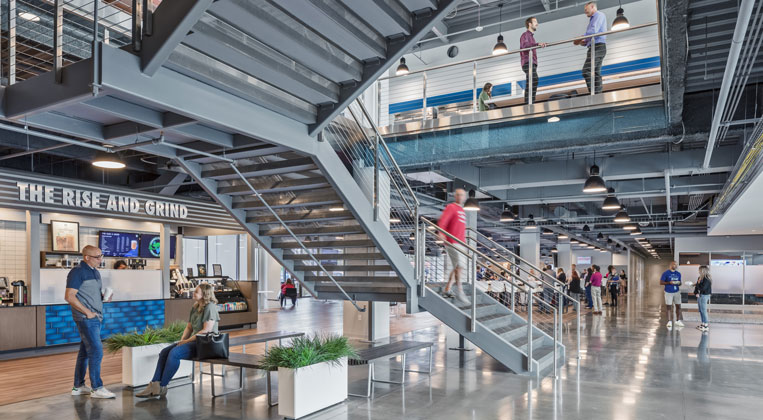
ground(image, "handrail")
xmin=420 ymin=217 xmax=536 ymax=289
xmin=354 ymin=98 xmax=420 ymax=208
xmin=228 ymin=163 xmax=366 ymax=312
xmin=378 ymin=22 xmax=658 ymax=81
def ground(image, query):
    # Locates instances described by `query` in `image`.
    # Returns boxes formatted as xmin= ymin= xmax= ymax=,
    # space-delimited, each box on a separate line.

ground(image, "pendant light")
xmin=464 ymin=189 xmax=480 ymax=211
xmin=409 ymin=232 xmax=415 ymax=240
xmin=583 ymin=164 xmax=606 ymax=193
xmin=396 ymin=58 xmax=409 ymax=76
xmin=629 ymin=226 xmax=643 ymax=235
xmin=525 ymin=214 xmax=537 ymax=229
xmin=602 ymin=187 xmax=620 ymax=210
xmin=614 ymin=206 xmax=630 ymax=223
xmin=92 ymin=148 xmax=125 ymax=169
xmin=551 ymin=247 xmax=558 ymax=253
xmin=542 ymin=229 xmax=554 ymax=235
xmin=597 ymin=232 xmax=604 ymax=239
xmin=492 ymin=4 xmax=508 ymax=55
xmin=500 ymin=206 xmax=515 ymax=222
xmin=612 ymin=2 xmax=630 ymax=31
xmin=558 ymin=234 xmax=568 ymax=239
xmin=623 ymin=223 xmax=637 ymax=231
xmin=583 ymin=224 xmax=590 ymax=232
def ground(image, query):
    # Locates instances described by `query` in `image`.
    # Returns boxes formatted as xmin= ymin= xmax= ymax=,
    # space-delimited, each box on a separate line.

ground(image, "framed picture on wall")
xmin=51 ymin=220 xmax=79 ymax=252
xmin=212 ymin=264 xmax=222 ymax=276
xmin=197 ymin=264 xmax=207 ymax=277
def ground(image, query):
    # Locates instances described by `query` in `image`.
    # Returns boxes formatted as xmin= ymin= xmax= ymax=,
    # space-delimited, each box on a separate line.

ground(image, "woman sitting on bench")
xmin=136 ymin=283 xmax=220 ymax=398
xmin=281 ymin=278 xmax=297 ymax=307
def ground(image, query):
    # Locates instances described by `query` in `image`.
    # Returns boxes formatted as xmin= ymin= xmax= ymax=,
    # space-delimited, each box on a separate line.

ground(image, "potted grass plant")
xmin=261 ymin=335 xmax=357 ymax=419
xmin=104 ymin=321 xmax=193 ymax=387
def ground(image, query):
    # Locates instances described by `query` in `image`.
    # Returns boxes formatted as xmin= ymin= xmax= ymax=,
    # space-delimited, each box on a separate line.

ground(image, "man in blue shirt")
xmin=660 ymin=260 xmax=684 ymax=329
xmin=575 ymin=2 xmax=607 ymax=94
xmin=64 ymin=245 xmax=115 ymax=399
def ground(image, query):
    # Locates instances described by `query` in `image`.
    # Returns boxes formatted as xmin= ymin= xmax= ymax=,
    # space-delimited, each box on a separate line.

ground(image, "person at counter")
xmin=136 ymin=283 xmax=220 ymax=398
xmin=65 ymin=245 xmax=116 ymax=399
xmin=113 ymin=260 xmax=128 ymax=270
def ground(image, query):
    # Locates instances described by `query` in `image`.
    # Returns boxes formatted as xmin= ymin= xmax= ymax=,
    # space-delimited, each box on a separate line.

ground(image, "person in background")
xmin=694 ymin=265 xmax=712 ymax=332
xmin=568 ymin=266 xmax=583 ymax=311
xmin=660 ymin=260 xmax=684 ymax=329
xmin=136 ymin=283 xmax=220 ymax=398
xmin=584 ymin=267 xmax=594 ymax=309
xmin=590 ymin=265 xmax=603 ymax=314
xmin=113 ymin=260 xmax=128 ymax=270
xmin=519 ymin=16 xmax=547 ymax=104
xmin=620 ymin=269 xmax=628 ymax=295
xmin=65 ymin=245 xmax=115 ymax=399
xmin=556 ymin=267 xmax=568 ymax=312
xmin=438 ymin=188 xmax=468 ymax=303
xmin=478 ymin=83 xmax=493 ymax=111
xmin=541 ymin=264 xmax=556 ymax=313
xmin=607 ymin=265 xmax=620 ymax=308
xmin=281 ymin=278 xmax=297 ymax=308
xmin=575 ymin=2 xmax=607 ymax=94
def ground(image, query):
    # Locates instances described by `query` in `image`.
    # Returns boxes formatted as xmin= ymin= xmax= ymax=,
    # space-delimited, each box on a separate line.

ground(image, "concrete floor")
xmin=4 ymin=285 xmax=763 ymax=420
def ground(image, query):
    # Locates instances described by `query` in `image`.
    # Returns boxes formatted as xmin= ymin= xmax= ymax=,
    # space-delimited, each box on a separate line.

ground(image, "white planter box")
xmin=278 ymin=357 xmax=348 ymax=419
xmin=122 ymin=343 xmax=193 ymax=387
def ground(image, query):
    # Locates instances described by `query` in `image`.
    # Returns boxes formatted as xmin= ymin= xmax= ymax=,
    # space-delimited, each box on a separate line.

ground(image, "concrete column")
xmin=558 ymin=242 xmax=572 ymax=272
xmin=26 ymin=211 xmax=41 ymax=305
xmin=246 ymin=235 xmax=257 ymax=281
xmin=520 ymin=229 xmax=541 ymax=269
xmin=159 ymin=224 xmax=171 ymax=299
xmin=175 ymin=232 xmax=183 ymax=272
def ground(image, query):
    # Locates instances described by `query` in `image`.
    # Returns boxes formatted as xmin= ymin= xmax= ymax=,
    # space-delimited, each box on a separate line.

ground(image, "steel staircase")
xmin=0 ymin=0 xmax=577 ymax=376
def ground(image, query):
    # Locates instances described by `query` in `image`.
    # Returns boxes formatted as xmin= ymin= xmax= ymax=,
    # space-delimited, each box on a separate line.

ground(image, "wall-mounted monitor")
xmin=577 ymin=256 xmax=592 ymax=265
xmin=138 ymin=234 xmax=176 ymax=259
xmin=99 ymin=231 xmax=140 ymax=258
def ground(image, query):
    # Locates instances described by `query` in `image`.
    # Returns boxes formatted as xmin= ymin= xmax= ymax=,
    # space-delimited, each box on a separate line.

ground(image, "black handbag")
xmin=195 ymin=333 xmax=229 ymax=359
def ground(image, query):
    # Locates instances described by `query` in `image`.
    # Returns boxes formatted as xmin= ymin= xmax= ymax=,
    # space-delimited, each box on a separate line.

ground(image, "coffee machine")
xmin=11 ymin=280 xmax=27 ymax=306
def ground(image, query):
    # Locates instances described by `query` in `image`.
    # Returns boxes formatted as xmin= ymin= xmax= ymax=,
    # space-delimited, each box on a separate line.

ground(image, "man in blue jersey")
xmin=660 ymin=260 xmax=684 ymax=329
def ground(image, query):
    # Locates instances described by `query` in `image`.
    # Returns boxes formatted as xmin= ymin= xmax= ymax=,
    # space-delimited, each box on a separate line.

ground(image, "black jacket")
xmin=693 ymin=277 xmax=712 ymax=295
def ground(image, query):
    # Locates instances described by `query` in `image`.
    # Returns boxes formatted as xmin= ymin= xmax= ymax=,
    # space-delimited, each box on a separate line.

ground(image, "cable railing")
xmin=376 ymin=22 xmax=660 ymax=131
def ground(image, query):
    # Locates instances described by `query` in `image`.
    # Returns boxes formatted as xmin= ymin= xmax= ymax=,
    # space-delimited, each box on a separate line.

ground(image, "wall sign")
xmin=16 ymin=182 xmax=188 ymax=219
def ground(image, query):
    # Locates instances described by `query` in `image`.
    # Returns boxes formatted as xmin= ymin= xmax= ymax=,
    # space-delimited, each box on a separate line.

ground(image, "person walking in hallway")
xmin=136 ymin=283 xmax=220 ymax=398
xmin=65 ymin=245 xmax=115 ymax=399
xmin=519 ymin=17 xmax=547 ymax=104
xmin=584 ymin=267 xmax=594 ymax=309
xmin=590 ymin=265 xmax=603 ymax=314
xmin=438 ymin=188 xmax=468 ymax=303
xmin=575 ymin=2 xmax=607 ymax=94
xmin=569 ymin=265 xmax=583 ymax=311
xmin=661 ymin=260 xmax=684 ymax=329
xmin=694 ymin=265 xmax=712 ymax=332
xmin=607 ymin=265 xmax=620 ymax=308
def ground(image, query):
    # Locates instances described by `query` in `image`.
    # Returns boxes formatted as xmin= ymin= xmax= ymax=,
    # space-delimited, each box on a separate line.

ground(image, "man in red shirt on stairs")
xmin=438 ymin=188 xmax=468 ymax=303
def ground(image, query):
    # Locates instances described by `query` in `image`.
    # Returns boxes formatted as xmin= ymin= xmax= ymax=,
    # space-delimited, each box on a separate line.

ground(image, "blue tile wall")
xmin=45 ymin=300 xmax=165 ymax=346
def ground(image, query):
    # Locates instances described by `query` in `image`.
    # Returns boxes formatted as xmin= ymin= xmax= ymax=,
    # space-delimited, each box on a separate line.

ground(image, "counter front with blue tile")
xmin=45 ymin=300 xmax=165 ymax=346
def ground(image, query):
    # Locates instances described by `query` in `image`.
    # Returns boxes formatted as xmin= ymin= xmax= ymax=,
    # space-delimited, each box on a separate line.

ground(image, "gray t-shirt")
xmin=189 ymin=303 xmax=220 ymax=335
xmin=65 ymin=263 xmax=103 ymax=321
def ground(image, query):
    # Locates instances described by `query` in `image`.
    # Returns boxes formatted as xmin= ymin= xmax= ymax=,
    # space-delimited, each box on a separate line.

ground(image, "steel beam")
xmin=308 ymin=0 xmax=459 ymax=136
xmin=141 ymin=0 xmax=213 ymax=76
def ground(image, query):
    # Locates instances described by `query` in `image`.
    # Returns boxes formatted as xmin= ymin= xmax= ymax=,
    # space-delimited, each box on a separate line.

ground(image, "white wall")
xmin=0 ymin=219 xmax=27 ymax=283
xmin=571 ymin=249 xmax=612 ymax=268
xmin=674 ymin=235 xmax=763 ymax=259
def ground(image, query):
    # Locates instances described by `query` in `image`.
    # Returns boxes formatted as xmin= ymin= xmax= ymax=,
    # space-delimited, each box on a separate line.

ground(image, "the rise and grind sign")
xmin=16 ymin=182 xmax=189 ymax=219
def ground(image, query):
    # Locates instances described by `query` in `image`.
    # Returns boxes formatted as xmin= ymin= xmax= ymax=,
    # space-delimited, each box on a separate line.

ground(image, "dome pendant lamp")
xmin=464 ymin=189 xmax=480 ymax=211
xmin=500 ymin=205 xmax=514 ymax=222
xmin=583 ymin=164 xmax=607 ymax=193
xmin=614 ymin=206 xmax=631 ymax=223
xmin=92 ymin=148 xmax=125 ymax=169
xmin=612 ymin=2 xmax=630 ymax=31
xmin=395 ymin=57 xmax=409 ymax=76
xmin=602 ymin=187 xmax=621 ymax=210
xmin=492 ymin=4 xmax=508 ymax=55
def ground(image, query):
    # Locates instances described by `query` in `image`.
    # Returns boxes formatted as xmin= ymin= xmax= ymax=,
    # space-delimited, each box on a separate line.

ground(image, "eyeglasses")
xmin=87 ymin=254 xmax=104 ymax=259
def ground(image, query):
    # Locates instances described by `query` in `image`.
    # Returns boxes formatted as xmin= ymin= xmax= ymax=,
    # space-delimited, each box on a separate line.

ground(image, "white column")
xmin=558 ymin=242 xmax=572 ymax=272
xmin=159 ymin=224 xmax=171 ymax=299
xmin=520 ymin=229 xmax=541 ymax=269
xmin=26 ymin=211 xmax=41 ymax=305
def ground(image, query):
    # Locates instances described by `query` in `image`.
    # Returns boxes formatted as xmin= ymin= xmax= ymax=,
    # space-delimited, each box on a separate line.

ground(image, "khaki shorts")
xmin=446 ymin=242 xmax=467 ymax=270
xmin=664 ymin=291 xmax=681 ymax=305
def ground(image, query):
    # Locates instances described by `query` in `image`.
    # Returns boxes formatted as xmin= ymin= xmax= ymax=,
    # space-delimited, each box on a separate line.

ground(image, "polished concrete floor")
xmin=4 ymin=286 xmax=763 ymax=420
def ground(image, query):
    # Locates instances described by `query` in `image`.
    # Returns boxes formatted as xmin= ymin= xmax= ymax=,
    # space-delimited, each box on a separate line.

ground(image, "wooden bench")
xmin=348 ymin=340 xmax=434 ymax=398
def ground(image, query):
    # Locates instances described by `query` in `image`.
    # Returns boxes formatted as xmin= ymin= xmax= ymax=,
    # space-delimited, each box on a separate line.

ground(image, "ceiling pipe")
xmin=0 ymin=122 xmax=109 ymax=152
xmin=703 ymin=0 xmax=756 ymax=169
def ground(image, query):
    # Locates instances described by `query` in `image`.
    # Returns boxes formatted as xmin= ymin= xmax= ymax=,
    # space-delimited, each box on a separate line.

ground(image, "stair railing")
xmin=468 ymin=227 xmax=581 ymax=359
xmin=228 ymin=163 xmax=366 ymax=312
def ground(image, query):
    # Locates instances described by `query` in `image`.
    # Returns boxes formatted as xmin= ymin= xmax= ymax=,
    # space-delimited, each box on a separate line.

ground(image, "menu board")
xmin=139 ymin=234 xmax=176 ymax=259
xmin=99 ymin=231 xmax=140 ymax=257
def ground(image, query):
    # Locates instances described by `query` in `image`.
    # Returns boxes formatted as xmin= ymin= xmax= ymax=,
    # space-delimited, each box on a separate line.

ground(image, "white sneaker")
xmin=666 ymin=321 xmax=673 ymax=329
xmin=675 ymin=320 xmax=685 ymax=328
xmin=71 ymin=385 xmax=92 ymax=396
xmin=90 ymin=387 xmax=116 ymax=399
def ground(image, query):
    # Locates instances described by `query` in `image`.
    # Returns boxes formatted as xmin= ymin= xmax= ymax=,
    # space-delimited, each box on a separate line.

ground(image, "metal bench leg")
xmin=348 ymin=363 xmax=373 ymax=398
xmin=266 ymin=370 xmax=278 ymax=406
xmin=405 ymin=347 xmax=433 ymax=374
xmin=199 ymin=361 xmax=225 ymax=378
xmin=210 ymin=365 xmax=244 ymax=398
xmin=372 ymin=354 xmax=406 ymax=385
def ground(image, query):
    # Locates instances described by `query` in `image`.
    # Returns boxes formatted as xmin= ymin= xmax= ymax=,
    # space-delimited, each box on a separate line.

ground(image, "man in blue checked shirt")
xmin=574 ymin=2 xmax=607 ymax=94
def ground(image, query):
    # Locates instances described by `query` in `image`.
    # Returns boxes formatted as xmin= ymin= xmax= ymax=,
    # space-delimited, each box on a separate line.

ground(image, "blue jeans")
xmin=698 ymin=295 xmax=711 ymax=324
xmin=152 ymin=342 xmax=197 ymax=386
xmin=585 ymin=285 xmax=593 ymax=308
xmin=74 ymin=318 xmax=104 ymax=389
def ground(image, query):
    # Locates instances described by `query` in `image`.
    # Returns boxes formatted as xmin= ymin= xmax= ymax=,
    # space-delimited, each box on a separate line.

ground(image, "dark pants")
xmin=522 ymin=63 xmax=539 ymax=104
xmin=585 ymin=285 xmax=593 ymax=308
xmin=609 ymin=284 xmax=619 ymax=307
xmin=74 ymin=318 xmax=104 ymax=389
xmin=152 ymin=342 xmax=196 ymax=386
xmin=582 ymin=43 xmax=607 ymax=94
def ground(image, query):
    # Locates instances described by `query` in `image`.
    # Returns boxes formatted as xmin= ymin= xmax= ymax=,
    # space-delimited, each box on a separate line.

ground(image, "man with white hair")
xmin=575 ymin=2 xmax=608 ymax=94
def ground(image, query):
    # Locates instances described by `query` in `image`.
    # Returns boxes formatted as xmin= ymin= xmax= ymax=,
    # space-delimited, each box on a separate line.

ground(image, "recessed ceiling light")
xmin=548 ymin=116 xmax=560 ymax=123
xmin=19 ymin=12 xmax=40 ymax=22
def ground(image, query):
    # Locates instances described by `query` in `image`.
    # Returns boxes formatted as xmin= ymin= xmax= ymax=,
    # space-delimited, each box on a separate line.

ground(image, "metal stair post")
xmin=527 ymin=295 xmax=533 ymax=373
